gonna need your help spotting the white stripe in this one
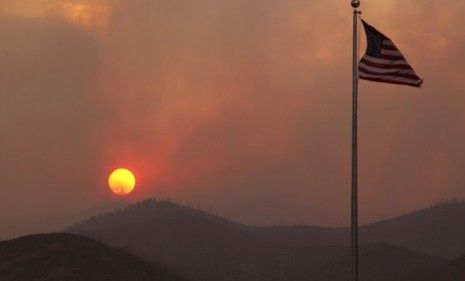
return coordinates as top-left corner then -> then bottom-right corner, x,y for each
363,55 -> 409,66
382,40 -> 395,47
381,49 -> 403,56
359,63 -> 416,75
359,73 -> 422,84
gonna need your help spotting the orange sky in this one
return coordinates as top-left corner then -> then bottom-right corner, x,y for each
1,0 -> 465,239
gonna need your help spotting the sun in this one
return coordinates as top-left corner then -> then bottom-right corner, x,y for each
108,168 -> 136,195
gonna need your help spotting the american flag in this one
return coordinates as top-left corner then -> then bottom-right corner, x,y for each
358,20 -> 423,87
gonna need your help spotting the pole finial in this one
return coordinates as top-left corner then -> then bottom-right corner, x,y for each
351,0 -> 360,8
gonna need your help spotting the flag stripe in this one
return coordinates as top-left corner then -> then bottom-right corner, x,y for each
380,49 -> 403,56
359,76 -> 422,87
359,67 -> 420,80
360,58 -> 412,69
359,63 -> 415,74
382,40 -> 396,47
381,44 -> 398,51
378,54 -> 406,60
359,72 -> 422,84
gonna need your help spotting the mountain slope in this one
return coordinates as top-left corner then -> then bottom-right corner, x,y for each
361,203 -> 465,258
0,233 -> 188,281
68,200 -> 273,281
317,244 -> 444,281
256,203 -> 465,258
67,199 -> 446,281
423,254 -> 465,281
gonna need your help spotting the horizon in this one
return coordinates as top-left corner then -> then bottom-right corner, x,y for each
3,194 -> 465,241
2,0 -> 465,240
8,196 -> 465,241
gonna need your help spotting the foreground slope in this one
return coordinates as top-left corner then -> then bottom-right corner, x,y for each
318,244 -> 444,281
0,233 -> 187,281
424,254 -> 465,281
69,200 -> 272,281
67,199 -> 445,281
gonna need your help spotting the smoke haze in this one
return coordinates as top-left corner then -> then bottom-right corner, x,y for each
1,0 -> 465,238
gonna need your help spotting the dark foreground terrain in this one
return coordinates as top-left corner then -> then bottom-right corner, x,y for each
424,254 -> 465,281
67,199 -> 465,281
257,202 -> 465,258
0,233 -> 187,281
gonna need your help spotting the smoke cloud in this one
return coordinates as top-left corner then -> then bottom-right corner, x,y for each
1,0 -> 465,238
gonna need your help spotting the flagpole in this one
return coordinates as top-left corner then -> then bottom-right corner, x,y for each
350,1 -> 361,281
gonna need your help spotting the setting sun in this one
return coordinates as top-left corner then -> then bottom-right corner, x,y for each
108,168 -> 136,195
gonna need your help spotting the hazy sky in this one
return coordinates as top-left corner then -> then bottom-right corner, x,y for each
1,0 -> 465,239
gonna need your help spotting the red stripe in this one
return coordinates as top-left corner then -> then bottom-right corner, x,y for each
358,67 -> 421,80
378,54 -> 405,60
359,76 -> 423,87
360,58 -> 413,70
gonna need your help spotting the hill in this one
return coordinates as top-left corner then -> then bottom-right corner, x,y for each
0,233 -> 188,281
316,243 -> 444,281
67,199 -> 445,281
423,254 -> 465,281
256,202 -> 465,258
361,203 -> 465,258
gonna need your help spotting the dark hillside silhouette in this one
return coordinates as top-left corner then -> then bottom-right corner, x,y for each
67,199 -> 447,281
254,224 -> 348,248
424,254 -> 465,281
69,200 -> 274,281
0,233 -> 188,281
256,202 -> 465,258
316,244 -> 444,281
361,202 -> 465,258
